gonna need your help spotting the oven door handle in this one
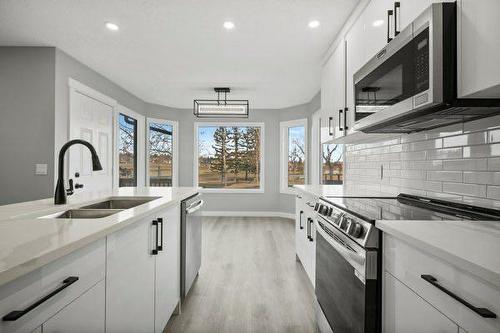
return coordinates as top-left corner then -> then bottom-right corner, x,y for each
316,221 -> 365,272
186,200 -> 204,214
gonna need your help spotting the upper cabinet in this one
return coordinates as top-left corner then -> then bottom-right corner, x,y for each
321,40 -> 346,142
363,0 -> 395,60
458,0 -> 500,98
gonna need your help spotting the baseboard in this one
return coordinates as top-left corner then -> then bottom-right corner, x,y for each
201,211 -> 294,219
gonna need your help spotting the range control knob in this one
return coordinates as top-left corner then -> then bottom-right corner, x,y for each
339,216 -> 348,230
314,202 -> 320,211
348,222 -> 364,238
326,207 -> 333,216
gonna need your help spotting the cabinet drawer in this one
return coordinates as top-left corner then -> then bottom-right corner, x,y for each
0,239 -> 105,333
384,234 -> 500,333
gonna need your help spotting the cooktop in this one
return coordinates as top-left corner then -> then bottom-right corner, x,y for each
321,193 -> 500,223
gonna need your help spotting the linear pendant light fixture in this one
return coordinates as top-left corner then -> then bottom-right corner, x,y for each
193,87 -> 249,118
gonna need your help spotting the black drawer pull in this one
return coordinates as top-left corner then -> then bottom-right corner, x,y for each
157,218 -> 164,251
308,218 -> 314,242
152,219 -> 159,255
299,210 -> 304,230
328,117 -> 333,136
338,110 -> 343,131
421,275 -> 497,318
2,276 -> 79,321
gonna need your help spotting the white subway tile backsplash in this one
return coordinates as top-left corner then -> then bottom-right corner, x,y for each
487,186 -> 500,200
463,172 -> 500,185
427,147 -> 463,160
346,123 -> 500,208
443,159 -> 487,171
442,182 -> 486,197
427,171 -> 462,182
442,132 -> 487,147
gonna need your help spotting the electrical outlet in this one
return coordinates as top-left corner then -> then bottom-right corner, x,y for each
35,163 -> 48,175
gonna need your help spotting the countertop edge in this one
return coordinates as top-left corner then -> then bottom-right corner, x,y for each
376,220 -> 500,289
0,189 -> 198,287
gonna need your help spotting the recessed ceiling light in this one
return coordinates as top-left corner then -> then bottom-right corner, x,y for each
223,21 -> 235,30
308,20 -> 320,29
372,19 -> 384,27
105,22 -> 119,31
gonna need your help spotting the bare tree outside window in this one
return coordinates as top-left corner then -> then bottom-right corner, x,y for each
119,114 -> 137,187
197,126 -> 261,189
148,123 -> 173,186
288,126 -> 306,187
321,144 -> 343,184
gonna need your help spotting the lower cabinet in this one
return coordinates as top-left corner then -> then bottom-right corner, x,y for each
383,272 -> 458,333
295,194 -> 316,288
106,204 -> 181,333
43,280 -> 105,333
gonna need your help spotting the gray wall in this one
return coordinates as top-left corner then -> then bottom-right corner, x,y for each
146,91 -> 320,214
0,47 -> 56,205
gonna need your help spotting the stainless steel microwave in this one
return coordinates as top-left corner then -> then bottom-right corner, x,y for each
352,2 -> 500,133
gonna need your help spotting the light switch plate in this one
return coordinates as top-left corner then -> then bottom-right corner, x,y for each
35,163 -> 48,175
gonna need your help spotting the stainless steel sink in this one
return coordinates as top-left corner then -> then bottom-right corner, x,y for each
81,197 -> 159,210
53,209 -> 124,219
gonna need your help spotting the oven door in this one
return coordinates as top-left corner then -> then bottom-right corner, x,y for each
315,218 -> 378,333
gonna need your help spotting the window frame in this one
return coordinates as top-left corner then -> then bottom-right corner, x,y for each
193,122 -> 265,193
114,105 -> 145,188
280,118 -> 308,194
146,117 -> 179,187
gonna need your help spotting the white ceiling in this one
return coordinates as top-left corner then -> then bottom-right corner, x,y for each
0,0 -> 358,109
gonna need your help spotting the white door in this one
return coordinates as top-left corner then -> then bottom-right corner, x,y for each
154,205 -> 181,333
106,218 -> 155,333
42,280 -> 105,333
69,81 -> 114,193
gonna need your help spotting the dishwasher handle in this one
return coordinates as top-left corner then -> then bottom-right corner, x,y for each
186,200 -> 204,214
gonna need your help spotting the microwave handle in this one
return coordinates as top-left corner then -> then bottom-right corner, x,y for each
344,107 -> 349,131
387,9 -> 393,43
338,109 -> 343,132
394,2 -> 400,37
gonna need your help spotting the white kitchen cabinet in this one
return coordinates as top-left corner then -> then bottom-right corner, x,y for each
42,280 -> 105,333
154,205 -> 181,333
345,16 -> 366,136
397,0 -> 433,32
106,217 -> 155,333
321,53 -> 335,143
294,193 -> 316,287
106,204 -> 182,333
363,0 -> 395,60
384,234 -> 500,333
0,240 -> 105,333
458,0 -> 500,98
384,271 -> 459,333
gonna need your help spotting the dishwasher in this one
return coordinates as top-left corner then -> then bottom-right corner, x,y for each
181,193 -> 204,302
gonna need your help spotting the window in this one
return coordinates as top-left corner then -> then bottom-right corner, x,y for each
147,119 -> 178,187
195,123 -> 264,192
280,119 -> 307,193
321,144 -> 343,184
118,113 -> 137,187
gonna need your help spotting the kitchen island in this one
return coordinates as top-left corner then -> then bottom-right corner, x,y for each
0,187 -> 199,333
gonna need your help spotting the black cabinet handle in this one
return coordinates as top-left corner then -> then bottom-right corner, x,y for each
338,109 -> 344,132
152,219 -> 159,255
328,117 -> 334,136
394,2 -> 400,37
344,107 -> 349,130
2,276 -> 79,321
157,218 -> 164,251
306,218 -> 311,240
387,9 -> 394,43
308,219 -> 314,242
299,210 -> 304,230
421,275 -> 497,319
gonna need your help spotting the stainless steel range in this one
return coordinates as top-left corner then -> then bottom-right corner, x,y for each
314,193 -> 500,333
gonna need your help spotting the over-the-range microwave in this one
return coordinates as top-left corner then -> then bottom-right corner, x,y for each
352,2 -> 500,134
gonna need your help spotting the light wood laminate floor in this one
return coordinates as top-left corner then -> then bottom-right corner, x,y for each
165,217 -> 317,333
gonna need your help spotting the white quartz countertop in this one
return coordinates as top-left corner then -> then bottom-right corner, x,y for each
293,185 -> 346,198
0,187 -> 199,287
376,219 -> 500,288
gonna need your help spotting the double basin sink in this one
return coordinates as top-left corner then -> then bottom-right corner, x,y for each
42,197 -> 159,219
